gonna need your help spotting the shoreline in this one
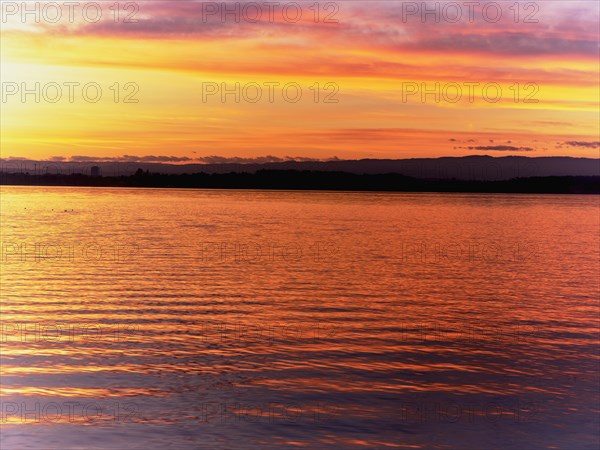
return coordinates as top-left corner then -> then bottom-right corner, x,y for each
2,172 -> 599,195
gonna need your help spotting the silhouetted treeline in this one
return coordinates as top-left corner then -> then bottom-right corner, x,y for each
1,170 -> 599,194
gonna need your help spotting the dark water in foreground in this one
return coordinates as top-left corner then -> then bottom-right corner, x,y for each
1,187 -> 598,449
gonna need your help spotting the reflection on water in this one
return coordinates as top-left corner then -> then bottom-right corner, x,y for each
1,187 -> 598,449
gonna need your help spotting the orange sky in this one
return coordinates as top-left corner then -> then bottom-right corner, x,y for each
1,0 -> 599,162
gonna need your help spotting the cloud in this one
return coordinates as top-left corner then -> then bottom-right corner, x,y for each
401,33 -> 599,57
468,145 -> 534,152
534,121 -> 573,127
1,156 -> 34,161
562,141 -> 600,149
68,155 -> 195,162
194,155 -> 329,164
7,155 -> 333,164
9,1 -> 598,60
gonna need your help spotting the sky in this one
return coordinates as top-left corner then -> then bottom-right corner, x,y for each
0,0 -> 599,162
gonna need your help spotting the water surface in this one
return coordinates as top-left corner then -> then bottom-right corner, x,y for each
1,187 -> 598,449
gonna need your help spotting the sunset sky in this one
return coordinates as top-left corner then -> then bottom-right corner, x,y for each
1,0 -> 599,161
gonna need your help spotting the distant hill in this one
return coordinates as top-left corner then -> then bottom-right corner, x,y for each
1,156 -> 598,181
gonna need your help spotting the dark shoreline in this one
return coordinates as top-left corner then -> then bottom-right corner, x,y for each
1,170 -> 599,194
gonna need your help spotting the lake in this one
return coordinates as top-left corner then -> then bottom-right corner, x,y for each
1,187 -> 598,449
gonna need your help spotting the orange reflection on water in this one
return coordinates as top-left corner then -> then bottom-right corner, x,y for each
1,187 -> 598,449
